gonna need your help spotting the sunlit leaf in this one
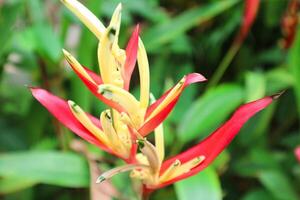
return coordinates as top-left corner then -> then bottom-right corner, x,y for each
175,167 -> 222,200
0,151 -> 89,188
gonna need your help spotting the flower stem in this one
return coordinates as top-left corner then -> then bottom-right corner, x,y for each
206,41 -> 241,89
142,190 -> 151,200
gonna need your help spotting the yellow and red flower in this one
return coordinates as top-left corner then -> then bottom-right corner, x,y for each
31,0 -> 277,193
31,0 -> 206,162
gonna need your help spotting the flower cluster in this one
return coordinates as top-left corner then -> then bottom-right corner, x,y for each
31,0 -> 276,192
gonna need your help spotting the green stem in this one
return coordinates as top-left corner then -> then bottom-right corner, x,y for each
206,42 -> 241,89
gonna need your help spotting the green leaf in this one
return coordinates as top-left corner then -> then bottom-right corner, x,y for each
266,67 -> 294,94
258,170 -> 298,200
234,148 -> 280,177
242,189 -> 274,200
245,71 -> 266,102
0,2 -> 24,61
175,167 -> 222,200
33,24 -> 62,62
0,177 -> 37,194
178,84 -> 244,143
288,26 -> 300,117
143,0 -> 240,51
0,151 -> 89,188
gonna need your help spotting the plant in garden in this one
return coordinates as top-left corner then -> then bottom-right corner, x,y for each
30,0 -> 279,199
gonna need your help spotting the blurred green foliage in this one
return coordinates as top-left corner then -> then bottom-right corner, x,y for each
0,0 -> 299,199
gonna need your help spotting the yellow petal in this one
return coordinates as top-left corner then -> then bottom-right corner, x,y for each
63,49 -> 96,84
147,76 -> 186,121
160,156 -> 205,183
150,93 -> 165,163
154,124 -> 165,163
68,100 -> 108,144
109,3 -> 122,46
61,0 -> 105,39
98,84 -> 143,127
159,159 -> 181,183
100,110 -> 128,155
97,28 -> 124,87
137,139 -> 160,175
97,164 -> 149,183
111,110 -> 131,147
137,38 -> 150,109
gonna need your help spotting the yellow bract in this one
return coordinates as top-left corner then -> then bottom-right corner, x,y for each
63,49 -> 95,84
159,156 -> 205,183
68,101 -> 108,145
61,0 -> 105,39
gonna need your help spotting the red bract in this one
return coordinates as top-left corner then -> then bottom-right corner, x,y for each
153,95 -> 275,189
30,88 -> 115,156
236,0 -> 260,43
123,25 -> 140,91
139,73 -> 207,136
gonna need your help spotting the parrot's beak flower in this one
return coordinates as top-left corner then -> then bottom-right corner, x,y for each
31,0 -> 205,162
30,0 -> 279,193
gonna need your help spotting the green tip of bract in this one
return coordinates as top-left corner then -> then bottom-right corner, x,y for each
96,175 -> 106,183
271,90 -> 285,100
97,85 -> 106,95
97,85 -> 113,98
68,100 -> 79,112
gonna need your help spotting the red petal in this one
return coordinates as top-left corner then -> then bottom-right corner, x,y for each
67,62 -> 127,114
83,66 -> 102,85
30,87 -> 109,149
236,0 -> 260,43
123,25 -> 140,91
139,73 -> 206,136
295,147 -> 300,163
157,95 -> 273,188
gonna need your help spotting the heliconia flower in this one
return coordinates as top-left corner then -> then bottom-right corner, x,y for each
235,0 -> 260,44
31,0 -> 280,196
279,0 -> 299,49
295,147 -> 300,163
96,94 -> 277,190
31,1 -> 206,162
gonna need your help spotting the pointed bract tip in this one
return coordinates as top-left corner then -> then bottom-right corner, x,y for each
96,175 -> 106,183
97,85 -> 105,94
67,100 -> 74,106
116,2 -> 122,10
134,24 -> 140,33
62,49 -> 73,64
28,86 -> 38,91
271,90 -> 286,100
62,49 -> 69,56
